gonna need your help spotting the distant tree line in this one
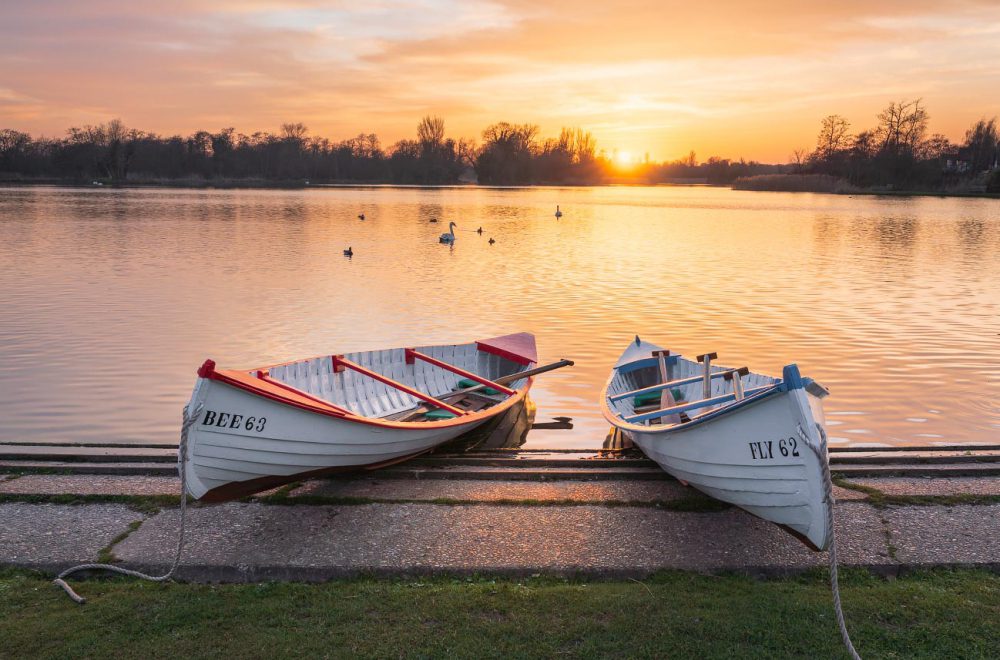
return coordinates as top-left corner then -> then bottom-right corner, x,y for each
798,100 -> 1000,191
2,104 -> 996,190
0,115 -> 782,187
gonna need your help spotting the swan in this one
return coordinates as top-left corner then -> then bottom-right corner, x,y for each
555,205 -> 563,218
439,222 -> 457,243
343,247 -> 353,257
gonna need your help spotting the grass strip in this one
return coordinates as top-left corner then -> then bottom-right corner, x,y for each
96,520 -> 145,564
832,477 -> 1000,508
0,568 -> 996,658
0,493 -> 177,515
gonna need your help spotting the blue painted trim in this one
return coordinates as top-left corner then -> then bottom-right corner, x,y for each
623,385 -> 773,423
617,385 -> 782,430
782,364 -> 803,390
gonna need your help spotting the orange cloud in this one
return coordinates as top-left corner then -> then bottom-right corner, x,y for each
2,1 -> 999,161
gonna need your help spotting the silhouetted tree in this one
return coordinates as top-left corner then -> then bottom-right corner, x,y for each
964,118 -> 998,172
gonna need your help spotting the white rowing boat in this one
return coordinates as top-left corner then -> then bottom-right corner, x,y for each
601,336 -> 833,550
182,333 -> 559,501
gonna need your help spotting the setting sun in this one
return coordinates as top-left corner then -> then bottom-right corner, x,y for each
614,150 -> 634,168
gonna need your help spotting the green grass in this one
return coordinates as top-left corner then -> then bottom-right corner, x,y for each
832,478 -> 1000,508
1,569 -> 997,658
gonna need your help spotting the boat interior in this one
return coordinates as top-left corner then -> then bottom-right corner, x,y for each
607,352 -> 780,428
263,343 -> 531,422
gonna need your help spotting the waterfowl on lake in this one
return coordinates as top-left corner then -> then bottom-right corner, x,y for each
343,247 -> 353,257
555,205 -> 563,218
477,226 -> 483,234
430,218 -> 438,223
601,336 -> 833,550
182,333 -> 575,501
439,222 -> 457,243
358,213 -> 365,220
488,237 -> 495,245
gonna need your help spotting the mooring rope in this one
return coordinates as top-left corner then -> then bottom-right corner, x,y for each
798,422 -> 862,660
53,403 -> 203,604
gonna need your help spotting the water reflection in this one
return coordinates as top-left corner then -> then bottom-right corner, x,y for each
442,397 -> 536,451
0,185 -> 998,449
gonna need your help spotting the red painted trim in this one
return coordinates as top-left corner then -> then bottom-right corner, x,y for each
203,368 -> 531,430
405,348 -> 515,396
475,342 -> 533,366
331,355 -> 466,416
205,369 -> 348,418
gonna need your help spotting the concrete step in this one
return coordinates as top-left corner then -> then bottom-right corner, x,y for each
829,450 -> 1000,465
0,461 -> 177,476
830,463 -> 1000,478
373,465 -> 671,481
0,445 -> 177,463
412,456 -> 656,469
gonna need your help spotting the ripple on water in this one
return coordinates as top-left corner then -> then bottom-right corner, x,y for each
0,186 -> 998,447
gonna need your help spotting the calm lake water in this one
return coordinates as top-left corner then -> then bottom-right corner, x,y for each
1,185 -> 998,449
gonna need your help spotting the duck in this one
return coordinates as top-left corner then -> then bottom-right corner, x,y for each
476,226 -> 483,234
429,218 -> 439,223
439,222 -> 457,243
343,247 -> 353,257
488,237 -> 495,245
555,205 -> 563,218
358,213 -> 365,220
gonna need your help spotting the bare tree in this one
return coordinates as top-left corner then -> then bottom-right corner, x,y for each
281,122 -> 309,142
876,99 -> 928,156
417,116 -> 445,146
791,149 -> 808,167
964,117 -> 998,172
815,115 -> 851,160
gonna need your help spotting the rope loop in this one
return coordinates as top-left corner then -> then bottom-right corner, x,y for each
53,403 -> 203,604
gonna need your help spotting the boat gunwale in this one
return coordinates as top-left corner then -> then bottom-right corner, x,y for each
600,351 -> 785,435
200,342 -> 534,431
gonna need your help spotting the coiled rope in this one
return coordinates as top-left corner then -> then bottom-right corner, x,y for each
53,403 -> 203,604
798,422 -> 862,660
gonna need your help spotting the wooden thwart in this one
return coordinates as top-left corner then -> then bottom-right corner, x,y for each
405,348 -> 515,396
609,367 -> 748,403
331,355 -> 466,416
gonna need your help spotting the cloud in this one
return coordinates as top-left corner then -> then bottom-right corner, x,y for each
1,1 -> 999,159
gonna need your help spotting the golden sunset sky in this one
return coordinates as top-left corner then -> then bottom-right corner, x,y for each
2,1 -> 999,162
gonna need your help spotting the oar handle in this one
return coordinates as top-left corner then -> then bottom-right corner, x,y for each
456,359 -> 575,394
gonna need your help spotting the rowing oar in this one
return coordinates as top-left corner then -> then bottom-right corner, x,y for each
454,359 -> 574,395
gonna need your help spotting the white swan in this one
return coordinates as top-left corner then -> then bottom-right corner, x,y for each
555,205 -> 563,218
439,222 -> 457,243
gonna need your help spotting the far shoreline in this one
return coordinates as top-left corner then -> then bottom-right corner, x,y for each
2,178 -> 999,200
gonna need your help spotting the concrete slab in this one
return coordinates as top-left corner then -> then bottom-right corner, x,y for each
0,473 -> 866,504
846,477 -> 1000,497
0,475 -> 181,496
289,478 -> 694,503
113,501 -> 889,581
0,503 -> 143,569
885,504 -> 1000,568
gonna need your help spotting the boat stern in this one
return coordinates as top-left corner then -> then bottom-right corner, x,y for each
782,364 -> 833,551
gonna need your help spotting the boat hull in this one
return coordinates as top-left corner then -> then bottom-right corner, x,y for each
180,333 -> 538,501
625,390 -> 829,549
183,375 -> 527,501
601,339 -> 831,550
